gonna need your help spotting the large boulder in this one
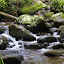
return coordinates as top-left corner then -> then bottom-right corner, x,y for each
51,12 -> 64,27
9,24 -> 36,41
0,50 -> 24,64
20,1 -> 45,15
15,14 -> 49,33
0,36 -> 8,50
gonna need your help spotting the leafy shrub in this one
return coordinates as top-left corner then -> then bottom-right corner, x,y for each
50,0 -> 64,13
21,0 -> 33,7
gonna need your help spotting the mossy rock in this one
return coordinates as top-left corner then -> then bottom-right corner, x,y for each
15,14 -> 44,27
44,50 -> 64,57
9,24 -> 36,41
15,14 -> 48,33
20,1 -> 45,14
45,12 -> 54,17
0,36 -> 8,50
51,12 -> 64,22
59,25 -> 64,31
51,12 -> 64,27
60,31 -> 64,39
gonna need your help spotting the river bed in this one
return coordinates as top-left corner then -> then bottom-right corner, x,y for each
0,21 -> 64,64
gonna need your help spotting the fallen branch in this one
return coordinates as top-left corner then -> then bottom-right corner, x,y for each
0,11 -> 18,21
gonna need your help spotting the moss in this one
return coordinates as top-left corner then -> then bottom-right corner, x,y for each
21,2 -> 45,14
45,12 -> 54,17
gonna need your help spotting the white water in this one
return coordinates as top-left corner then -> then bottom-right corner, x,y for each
0,24 -> 61,53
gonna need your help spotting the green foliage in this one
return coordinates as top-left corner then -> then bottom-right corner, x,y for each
0,0 -> 9,11
0,57 -> 4,64
50,0 -> 64,13
21,0 -> 33,7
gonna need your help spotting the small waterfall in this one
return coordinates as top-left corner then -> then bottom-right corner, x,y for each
1,33 -> 20,50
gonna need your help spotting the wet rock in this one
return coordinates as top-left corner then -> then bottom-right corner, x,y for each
37,36 -> 57,43
9,24 -> 36,41
59,25 -> 64,31
44,50 -> 64,57
0,36 -> 8,50
58,38 -> 64,43
15,14 -> 49,33
0,26 -> 5,34
52,44 -> 64,49
49,27 -> 58,33
24,43 -> 43,49
20,1 -> 45,14
0,50 -> 24,64
2,54 -> 24,64
60,31 -> 64,40
50,0 -> 64,13
51,12 -> 64,27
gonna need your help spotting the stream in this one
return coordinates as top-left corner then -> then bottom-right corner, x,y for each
0,21 -> 64,64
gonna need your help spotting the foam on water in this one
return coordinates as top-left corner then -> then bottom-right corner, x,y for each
40,48 -> 50,54
53,32 -> 60,38
47,42 -> 60,49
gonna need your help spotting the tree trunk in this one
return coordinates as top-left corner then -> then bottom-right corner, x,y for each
0,11 -> 17,21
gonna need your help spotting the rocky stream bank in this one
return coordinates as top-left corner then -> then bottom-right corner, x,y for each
0,0 -> 64,64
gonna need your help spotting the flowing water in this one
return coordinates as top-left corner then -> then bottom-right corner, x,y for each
0,22 -> 64,64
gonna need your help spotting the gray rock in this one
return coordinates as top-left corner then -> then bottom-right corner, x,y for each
9,24 -> 36,41
21,61 -> 30,64
24,43 -> 43,49
52,44 -> 64,49
37,36 -> 57,43
0,26 -> 5,34
0,50 -> 24,64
